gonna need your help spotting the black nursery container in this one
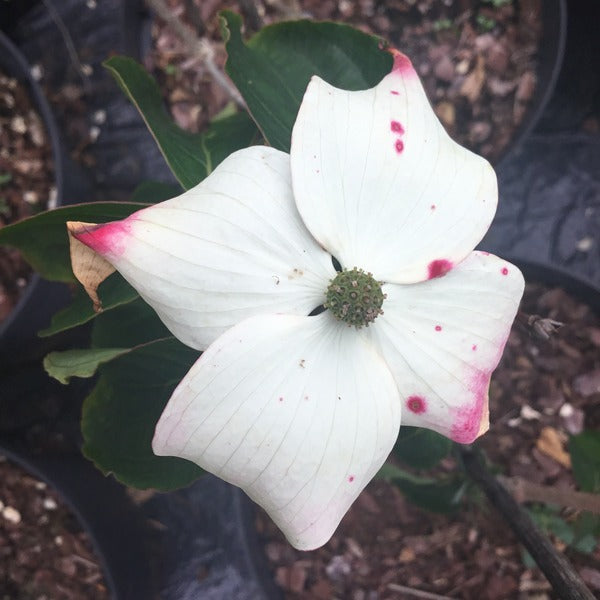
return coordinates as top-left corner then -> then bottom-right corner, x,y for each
0,31 -> 89,367
0,438 -> 155,600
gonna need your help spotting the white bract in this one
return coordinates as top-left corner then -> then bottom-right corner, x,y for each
68,51 -> 524,550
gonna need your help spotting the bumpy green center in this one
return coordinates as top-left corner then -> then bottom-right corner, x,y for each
325,268 -> 385,328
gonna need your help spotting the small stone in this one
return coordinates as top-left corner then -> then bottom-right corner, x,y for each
3,506 -> 21,524
576,236 -> 594,252
43,497 -> 58,510
11,115 -> 27,134
23,191 -> 39,205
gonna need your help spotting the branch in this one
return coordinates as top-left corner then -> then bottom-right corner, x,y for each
144,0 -> 245,108
499,476 -> 600,515
458,446 -> 595,600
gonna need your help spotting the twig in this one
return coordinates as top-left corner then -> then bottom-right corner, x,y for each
42,0 -> 91,93
459,446 -> 595,600
499,476 -> 600,515
387,583 -> 455,600
144,0 -> 245,108
238,0 -> 264,31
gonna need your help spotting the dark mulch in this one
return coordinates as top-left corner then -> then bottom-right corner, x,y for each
0,69 -> 54,323
256,280 -> 600,599
0,455 -> 109,599
148,0 -> 542,162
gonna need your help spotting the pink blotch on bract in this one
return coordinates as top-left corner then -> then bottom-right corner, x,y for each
72,218 -> 135,258
390,90 -> 400,95
390,120 -> 405,134
472,344 -> 478,351
395,139 -> 404,154
501,267 -> 509,276
435,325 -> 442,332
389,48 -> 415,77
348,475 -> 355,483
430,204 -> 436,211
427,259 -> 453,279
450,371 -> 490,444
406,395 -> 427,414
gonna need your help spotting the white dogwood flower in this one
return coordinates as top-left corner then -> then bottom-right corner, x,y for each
68,51 -> 524,550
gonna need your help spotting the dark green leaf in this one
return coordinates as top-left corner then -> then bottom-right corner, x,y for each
393,427 -> 452,470
0,202 -> 146,282
129,180 -> 182,204
82,337 -> 203,490
44,347 -> 130,384
91,297 -> 170,348
220,11 -> 392,152
377,462 -> 466,514
569,431 -> 600,493
39,273 -> 138,337
104,56 -> 258,189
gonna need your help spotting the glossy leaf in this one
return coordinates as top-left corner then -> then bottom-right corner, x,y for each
82,337 -> 204,490
0,202 -> 147,282
220,11 -> 392,151
39,273 -> 138,337
104,56 -> 259,189
393,427 -> 452,470
569,431 -> 600,493
129,180 -> 182,204
91,297 -> 170,348
377,462 -> 466,514
44,347 -> 129,384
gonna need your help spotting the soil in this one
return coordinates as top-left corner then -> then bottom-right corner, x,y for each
147,0 -> 543,162
255,280 -> 600,599
0,454 -> 109,599
0,69 -> 55,324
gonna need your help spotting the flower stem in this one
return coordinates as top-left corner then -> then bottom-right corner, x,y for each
458,445 -> 595,600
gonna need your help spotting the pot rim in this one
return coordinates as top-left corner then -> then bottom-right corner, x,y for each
0,31 -> 65,342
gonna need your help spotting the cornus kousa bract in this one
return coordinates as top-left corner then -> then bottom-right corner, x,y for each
68,50 -> 524,550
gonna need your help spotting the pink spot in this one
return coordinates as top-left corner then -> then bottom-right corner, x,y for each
472,344 -> 477,351
389,48 -> 415,77
406,395 -> 427,414
390,90 -> 400,95
304,395 -> 309,401
71,217 -> 135,258
390,120 -> 405,134
480,251 -> 490,256
395,139 -> 404,154
316,169 -> 320,173
501,267 -> 509,276
430,204 -> 436,211
278,396 -> 284,402
435,325 -> 442,332
348,475 -> 355,483
427,259 -> 453,279
450,371 -> 490,444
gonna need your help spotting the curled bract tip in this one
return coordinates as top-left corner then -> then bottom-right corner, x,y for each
66,220 -> 116,312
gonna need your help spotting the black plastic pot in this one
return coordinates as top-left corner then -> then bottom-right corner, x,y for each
495,0 -> 567,168
0,438 -> 154,600
0,31 -> 90,367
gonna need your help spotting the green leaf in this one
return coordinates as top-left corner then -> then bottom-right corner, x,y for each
220,11 -> 392,152
569,431 -> 600,493
39,273 -> 138,337
0,202 -> 146,282
393,427 -> 452,470
91,297 -> 170,348
104,56 -> 259,190
38,180 -> 181,338
129,180 -> 182,204
377,462 -> 466,514
44,347 -> 130,384
82,337 -> 203,490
